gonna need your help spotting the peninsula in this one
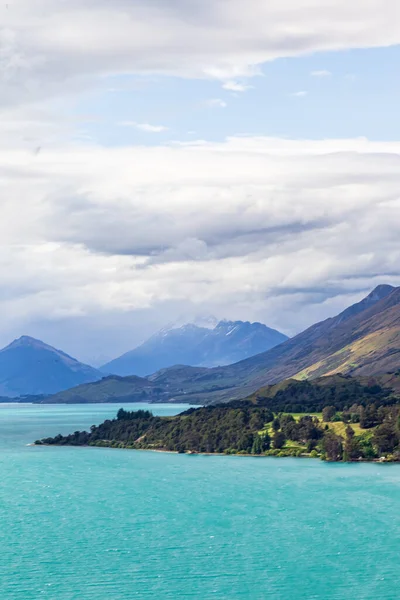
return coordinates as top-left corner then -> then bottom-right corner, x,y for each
36,373 -> 400,462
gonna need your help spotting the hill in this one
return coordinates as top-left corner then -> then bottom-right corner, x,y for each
101,320 -> 288,377
40,374 -> 169,404
247,372 -> 400,413
0,336 -> 102,397
36,373 -> 400,462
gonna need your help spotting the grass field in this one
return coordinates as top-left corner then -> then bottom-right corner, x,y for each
260,413 -> 367,442
293,414 -> 365,436
326,421 -> 364,436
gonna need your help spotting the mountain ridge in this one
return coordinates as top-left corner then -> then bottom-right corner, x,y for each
33,284 -> 400,405
101,319 -> 288,377
142,283 -> 400,403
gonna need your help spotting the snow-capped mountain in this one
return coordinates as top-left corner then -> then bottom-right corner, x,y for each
101,320 -> 288,377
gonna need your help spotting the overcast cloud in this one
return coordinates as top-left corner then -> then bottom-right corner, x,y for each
0,1 -> 400,362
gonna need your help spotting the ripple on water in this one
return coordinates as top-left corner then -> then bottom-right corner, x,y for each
1,404 -> 400,599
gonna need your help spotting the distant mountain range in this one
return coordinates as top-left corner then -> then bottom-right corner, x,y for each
0,336 -> 102,397
41,283 -> 400,404
4,284 -> 400,403
101,320 -> 288,376
0,319 -> 287,398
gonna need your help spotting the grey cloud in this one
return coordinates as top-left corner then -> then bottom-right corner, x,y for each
0,136 -> 400,353
34,145 -> 400,275
47,188 -> 332,260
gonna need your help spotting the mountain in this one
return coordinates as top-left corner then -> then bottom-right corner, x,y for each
148,283 -> 400,402
39,284 -> 400,405
101,320 -> 288,376
0,336 -> 102,397
233,284 -> 400,388
196,320 -> 289,367
101,324 -> 209,377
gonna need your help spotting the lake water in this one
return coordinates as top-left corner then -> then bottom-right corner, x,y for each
1,403 -> 400,599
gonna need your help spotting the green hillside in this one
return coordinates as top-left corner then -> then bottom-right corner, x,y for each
37,373 -> 400,462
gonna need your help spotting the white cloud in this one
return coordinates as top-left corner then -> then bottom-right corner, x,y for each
222,81 -> 252,92
119,121 -> 169,133
291,91 -> 308,97
311,70 -> 332,77
205,98 -> 227,108
1,0 -> 400,357
1,132 -> 400,357
0,0 -> 400,107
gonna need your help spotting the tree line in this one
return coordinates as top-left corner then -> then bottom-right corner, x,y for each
36,398 -> 400,462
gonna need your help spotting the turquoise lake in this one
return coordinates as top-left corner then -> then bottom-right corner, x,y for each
1,403 -> 400,599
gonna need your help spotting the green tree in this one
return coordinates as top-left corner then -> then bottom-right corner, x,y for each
273,431 -> 286,449
322,432 -> 343,461
360,404 -> 379,429
251,434 -> 263,455
272,418 -> 281,432
261,433 -> 271,451
357,433 -> 376,460
238,433 -> 254,453
373,423 -> 399,454
343,426 -> 362,461
322,406 -> 336,423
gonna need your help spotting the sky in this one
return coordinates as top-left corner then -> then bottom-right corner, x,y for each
1,0 -> 400,365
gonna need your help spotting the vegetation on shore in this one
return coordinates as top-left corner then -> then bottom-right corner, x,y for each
36,375 -> 400,461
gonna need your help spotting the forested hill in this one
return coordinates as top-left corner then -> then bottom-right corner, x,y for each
247,372 -> 400,413
36,373 -> 400,462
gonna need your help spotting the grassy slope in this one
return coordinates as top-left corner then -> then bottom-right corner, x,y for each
244,293 -> 400,389
262,413 -> 363,437
294,327 -> 400,381
260,413 -> 365,453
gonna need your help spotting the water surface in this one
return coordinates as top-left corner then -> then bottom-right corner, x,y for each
1,403 -> 399,599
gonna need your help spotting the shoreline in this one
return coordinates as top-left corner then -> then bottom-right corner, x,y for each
33,443 -> 398,463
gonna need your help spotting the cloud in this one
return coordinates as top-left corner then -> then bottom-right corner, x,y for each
222,81 -> 252,92
119,121 -> 169,133
1,0 -> 400,107
2,0 -> 400,358
205,98 -> 227,108
291,91 -> 308,97
310,70 -> 332,77
1,132 -> 400,359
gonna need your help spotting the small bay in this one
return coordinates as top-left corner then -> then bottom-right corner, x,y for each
1,403 -> 400,599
